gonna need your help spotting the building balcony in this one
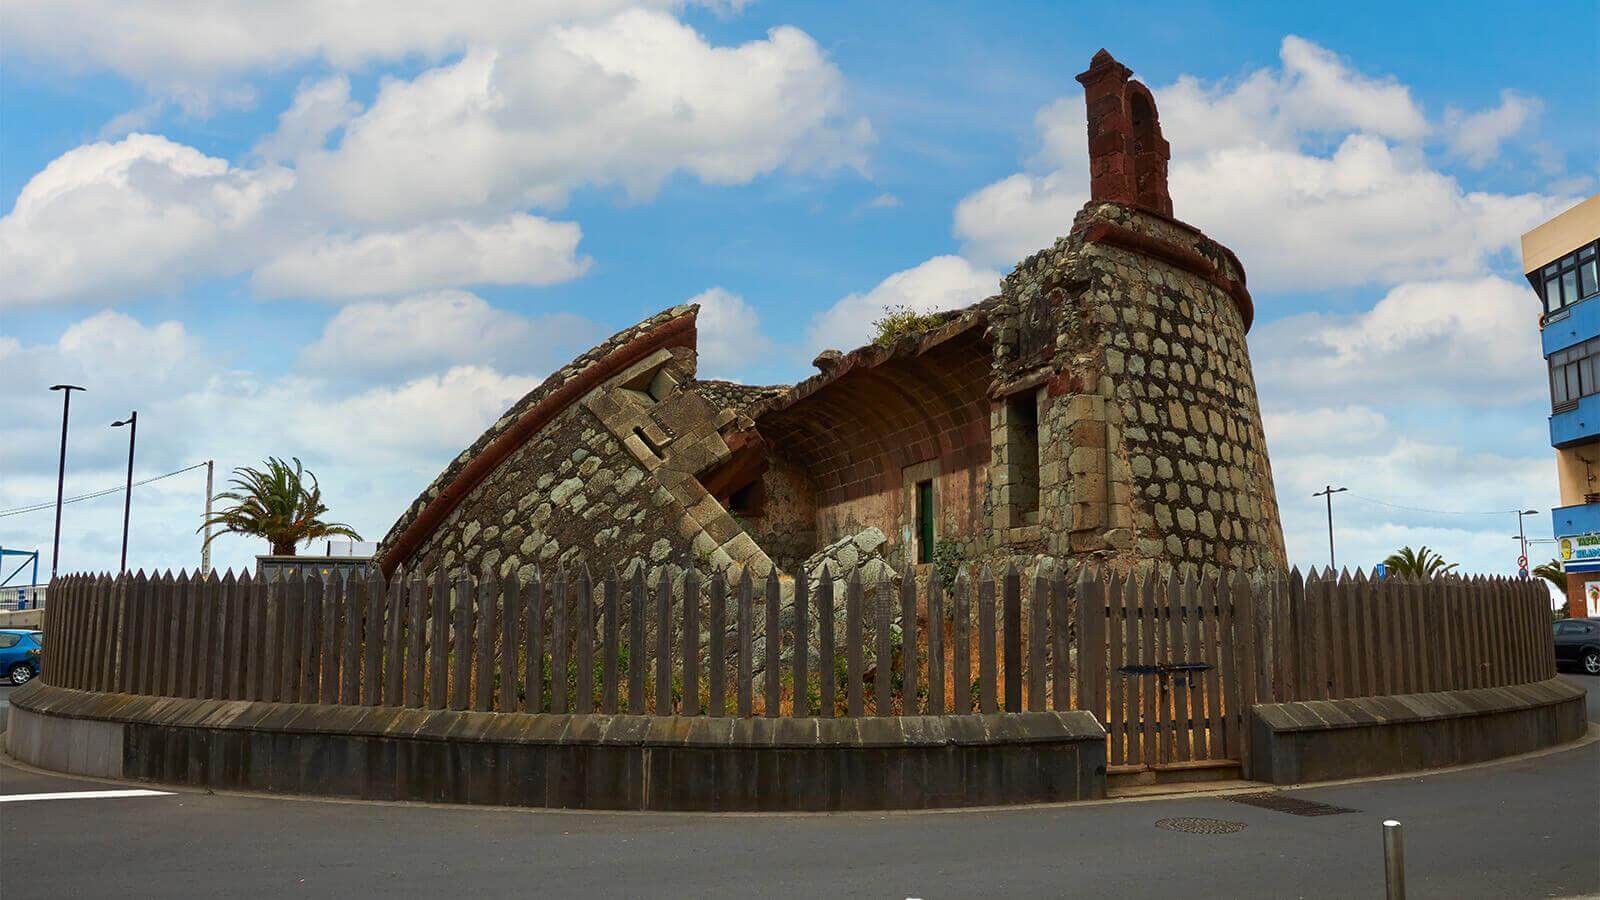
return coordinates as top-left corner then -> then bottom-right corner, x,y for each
1549,392 -> 1600,447
1552,502 -> 1600,539
1541,292 -> 1600,355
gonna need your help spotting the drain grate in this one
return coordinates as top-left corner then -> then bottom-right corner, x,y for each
1227,792 -> 1358,817
1154,816 -> 1248,835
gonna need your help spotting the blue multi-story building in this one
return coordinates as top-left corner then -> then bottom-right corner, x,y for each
1525,194 -> 1600,617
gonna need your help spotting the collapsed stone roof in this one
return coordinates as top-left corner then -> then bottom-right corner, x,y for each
691,379 -> 788,417
378,291 -> 1009,577
378,304 -> 700,575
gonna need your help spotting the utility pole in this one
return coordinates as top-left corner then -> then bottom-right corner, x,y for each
112,412 -> 138,574
48,384 -> 86,581
1313,485 -> 1347,571
201,460 -> 215,575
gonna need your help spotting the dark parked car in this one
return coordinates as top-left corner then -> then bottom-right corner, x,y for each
1553,618 -> 1600,676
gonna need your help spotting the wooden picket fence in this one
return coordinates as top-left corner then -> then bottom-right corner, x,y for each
1083,569 -> 1256,774
42,564 -> 1081,718
1264,568 -> 1557,703
41,563 -> 1556,770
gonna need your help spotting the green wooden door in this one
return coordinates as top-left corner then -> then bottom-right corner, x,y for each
916,480 -> 934,564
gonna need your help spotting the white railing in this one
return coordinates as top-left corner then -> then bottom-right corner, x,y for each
0,584 -> 47,611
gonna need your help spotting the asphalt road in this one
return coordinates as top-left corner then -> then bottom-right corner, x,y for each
1,676 -> 1595,899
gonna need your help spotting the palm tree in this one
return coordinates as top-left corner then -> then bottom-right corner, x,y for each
198,457 -> 361,556
1532,559 -> 1567,596
1382,545 -> 1459,579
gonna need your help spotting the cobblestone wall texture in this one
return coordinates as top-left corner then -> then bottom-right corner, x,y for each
987,201 -> 1286,574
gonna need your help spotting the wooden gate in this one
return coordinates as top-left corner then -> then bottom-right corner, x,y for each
1079,569 -> 1260,781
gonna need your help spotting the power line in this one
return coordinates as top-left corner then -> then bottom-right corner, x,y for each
1344,493 -> 1523,517
0,462 -> 209,519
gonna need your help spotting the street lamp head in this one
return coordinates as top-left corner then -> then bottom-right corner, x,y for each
112,412 -> 136,427
50,384 -> 86,392
1521,509 -> 1539,516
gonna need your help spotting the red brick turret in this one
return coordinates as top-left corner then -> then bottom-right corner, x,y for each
1076,49 -> 1172,217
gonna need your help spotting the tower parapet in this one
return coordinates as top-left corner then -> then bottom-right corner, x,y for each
1076,49 -> 1173,218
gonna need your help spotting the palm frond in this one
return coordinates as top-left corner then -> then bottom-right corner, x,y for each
197,456 -> 361,555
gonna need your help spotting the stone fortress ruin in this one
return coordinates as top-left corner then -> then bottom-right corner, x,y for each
20,53 -> 1585,820
376,50 -> 1288,589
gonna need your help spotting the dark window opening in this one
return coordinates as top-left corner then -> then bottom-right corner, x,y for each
727,480 -> 765,518
1536,240 -> 1600,315
1007,392 -> 1041,517
1129,91 -> 1154,151
916,479 -> 935,565
1551,337 -> 1600,411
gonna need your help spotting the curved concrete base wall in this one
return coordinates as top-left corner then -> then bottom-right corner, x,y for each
1249,678 -> 1588,784
7,683 -> 1107,811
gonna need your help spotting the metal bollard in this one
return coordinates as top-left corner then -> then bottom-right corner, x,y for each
1382,819 -> 1406,900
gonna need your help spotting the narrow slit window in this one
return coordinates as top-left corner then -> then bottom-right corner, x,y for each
1006,392 -> 1041,517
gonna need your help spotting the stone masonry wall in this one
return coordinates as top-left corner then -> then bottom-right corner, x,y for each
380,304 -> 699,571
991,201 -> 1285,574
405,397 -> 693,584
746,450 -> 818,574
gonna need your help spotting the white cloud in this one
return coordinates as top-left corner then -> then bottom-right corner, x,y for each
0,1 -> 696,104
1251,276 -> 1545,408
98,101 -> 167,140
1166,137 -> 1561,290
807,255 -> 1000,353
253,76 -> 362,164
295,10 -> 871,223
1445,90 -> 1542,169
1273,36 -> 1427,142
1265,409 -> 1554,576
0,311 -> 542,576
297,291 -> 599,380
3,10 -> 870,306
252,214 -> 589,299
1261,405 -> 1391,455
0,310 -> 215,470
1250,276 -> 1555,577
953,170 -> 1085,269
952,37 -> 1565,290
688,287 -> 774,379
285,366 -> 539,461
0,134 -> 292,306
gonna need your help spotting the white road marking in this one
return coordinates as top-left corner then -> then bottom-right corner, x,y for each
0,789 -> 173,803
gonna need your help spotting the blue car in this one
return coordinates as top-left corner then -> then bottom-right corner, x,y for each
0,629 -> 43,685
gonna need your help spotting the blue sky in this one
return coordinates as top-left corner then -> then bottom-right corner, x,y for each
2,0 -> 1596,580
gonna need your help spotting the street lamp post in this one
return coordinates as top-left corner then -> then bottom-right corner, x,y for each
1515,509 -> 1539,576
1313,485 -> 1348,571
48,384 -> 86,581
112,412 -> 138,575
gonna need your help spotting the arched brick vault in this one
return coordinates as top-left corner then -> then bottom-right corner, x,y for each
755,320 -> 992,508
